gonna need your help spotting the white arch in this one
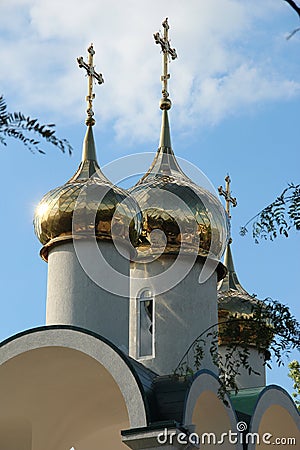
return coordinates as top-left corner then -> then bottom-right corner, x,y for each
183,370 -> 242,450
0,327 -> 149,450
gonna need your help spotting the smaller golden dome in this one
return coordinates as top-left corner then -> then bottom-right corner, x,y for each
218,243 -> 272,349
34,126 -> 141,260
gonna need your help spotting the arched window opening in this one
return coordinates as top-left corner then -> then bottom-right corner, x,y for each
137,289 -> 154,358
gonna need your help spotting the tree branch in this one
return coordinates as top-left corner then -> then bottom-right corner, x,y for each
0,95 -> 72,154
240,184 -> 300,242
284,0 -> 300,19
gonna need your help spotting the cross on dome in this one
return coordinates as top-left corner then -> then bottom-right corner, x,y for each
218,175 -> 237,220
153,18 -> 177,110
77,43 -> 104,126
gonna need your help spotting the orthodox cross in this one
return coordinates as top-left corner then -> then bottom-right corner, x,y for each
153,18 -> 177,108
218,175 -> 237,219
77,43 -> 104,126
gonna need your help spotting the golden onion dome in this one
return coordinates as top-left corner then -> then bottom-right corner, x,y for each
217,243 -> 272,348
129,109 -> 229,280
34,126 -> 142,261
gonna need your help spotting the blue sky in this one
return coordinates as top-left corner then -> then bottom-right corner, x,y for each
0,0 -> 299,395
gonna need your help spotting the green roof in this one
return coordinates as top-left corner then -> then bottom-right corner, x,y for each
230,386 -> 265,417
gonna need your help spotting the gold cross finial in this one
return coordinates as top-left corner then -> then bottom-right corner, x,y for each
77,43 -> 104,126
154,18 -> 177,111
218,175 -> 237,219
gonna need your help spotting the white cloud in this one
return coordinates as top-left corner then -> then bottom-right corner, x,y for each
186,64 -> 300,127
0,0 -> 299,142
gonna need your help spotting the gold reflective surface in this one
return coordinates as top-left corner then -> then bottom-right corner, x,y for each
34,108 -> 228,267
217,243 -> 270,346
218,290 -> 262,317
218,292 -> 271,347
34,159 -> 142,253
130,145 -> 229,260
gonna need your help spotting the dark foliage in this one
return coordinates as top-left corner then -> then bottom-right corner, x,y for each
239,4 -> 300,239
175,298 -> 300,405
0,95 -> 72,155
240,184 -> 300,242
288,360 -> 300,411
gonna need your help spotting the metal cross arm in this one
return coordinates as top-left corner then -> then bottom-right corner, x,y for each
218,175 -> 237,219
153,32 -> 177,60
77,57 -> 104,85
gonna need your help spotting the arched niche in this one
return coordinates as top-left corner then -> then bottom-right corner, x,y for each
248,386 -> 300,450
183,371 -> 242,450
0,327 -> 149,450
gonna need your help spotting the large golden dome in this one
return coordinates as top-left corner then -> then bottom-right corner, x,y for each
129,110 -> 229,272
34,126 -> 141,261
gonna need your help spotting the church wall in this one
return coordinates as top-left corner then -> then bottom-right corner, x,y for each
46,240 -> 130,352
129,255 -> 218,375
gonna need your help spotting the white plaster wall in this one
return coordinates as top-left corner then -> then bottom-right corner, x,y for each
46,240 -> 130,351
218,346 -> 266,389
130,256 -> 218,375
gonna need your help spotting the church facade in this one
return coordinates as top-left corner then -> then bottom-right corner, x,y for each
0,19 -> 299,450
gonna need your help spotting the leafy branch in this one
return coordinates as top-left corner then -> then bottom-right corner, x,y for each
0,95 -> 72,155
240,183 -> 300,242
174,297 -> 300,405
288,360 -> 300,411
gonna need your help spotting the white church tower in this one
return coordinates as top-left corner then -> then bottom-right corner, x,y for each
34,44 -> 141,352
128,19 -> 228,375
